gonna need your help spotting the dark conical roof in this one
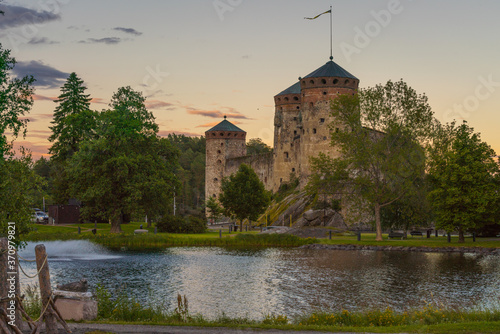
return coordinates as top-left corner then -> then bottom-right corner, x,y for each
276,81 -> 301,96
206,117 -> 245,132
304,60 -> 357,80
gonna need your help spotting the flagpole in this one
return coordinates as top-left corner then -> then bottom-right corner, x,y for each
330,5 -> 333,60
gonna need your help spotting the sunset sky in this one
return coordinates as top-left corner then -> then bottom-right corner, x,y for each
2,0 -> 500,159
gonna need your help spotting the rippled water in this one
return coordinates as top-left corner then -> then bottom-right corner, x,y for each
18,241 -> 500,319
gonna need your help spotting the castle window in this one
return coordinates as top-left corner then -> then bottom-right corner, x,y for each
323,91 -> 327,95
292,168 -> 295,172
320,118 -> 325,123
217,160 -> 222,164
284,152 -> 289,159
220,133 -> 224,136
221,143 -> 224,146
284,97 -> 289,101
217,150 -> 221,154
280,107 -> 283,111
212,194 -> 216,198
313,128 -> 317,134
212,133 -> 216,136
293,117 -> 297,121
309,102 -> 313,108
214,178 -> 218,182
302,80 -> 306,86
280,178 -> 283,183
234,133 -> 237,137
277,98 -> 281,102
321,79 -> 326,84
345,79 -> 350,85
296,106 -> 300,110
294,130 -> 297,135
265,177 -> 267,183
333,78 -> 338,84
323,136 -> 327,140
309,80 -> 314,85
293,96 -> 299,101
336,128 -> 340,133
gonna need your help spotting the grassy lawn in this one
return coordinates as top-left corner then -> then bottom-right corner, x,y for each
23,222 -> 500,250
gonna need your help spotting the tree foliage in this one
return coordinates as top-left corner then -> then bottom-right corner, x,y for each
168,134 -> 205,214
310,80 -> 436,240
219,164 -> 270,231
428,121 -> 500,242
49,72 -> 95,160
205,196 -> 223,223
0,43 -> 34,158
69,87 -> 179,233
246,138 -> 272,156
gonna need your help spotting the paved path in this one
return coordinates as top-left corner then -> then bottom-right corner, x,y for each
22,323 -> 390,334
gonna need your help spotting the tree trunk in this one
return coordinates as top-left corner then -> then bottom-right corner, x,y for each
458,227 -> 465,243
374,203 -> 383,241
110,212 -> 123,233
240,219 -> 243,233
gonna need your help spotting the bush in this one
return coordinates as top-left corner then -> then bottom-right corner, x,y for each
156,215 -> 207,234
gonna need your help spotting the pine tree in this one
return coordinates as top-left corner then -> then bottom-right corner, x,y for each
49,72 -> 94,160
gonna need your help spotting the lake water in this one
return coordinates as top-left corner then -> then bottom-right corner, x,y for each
18,240 -> 500,320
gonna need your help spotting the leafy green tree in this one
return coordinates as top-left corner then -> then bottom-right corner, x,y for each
0,43 -> 34,158
219,164 -> 270,231
0,43 -> 40,238
428,122 -> 500,242
205,196 -> 223,224
246,138 -> 272,156
69,87 -> 179,233
310,80 -> 435,241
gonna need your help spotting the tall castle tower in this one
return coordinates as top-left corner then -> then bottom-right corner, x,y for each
272,59 -> 359,191
205,116 -> 247,200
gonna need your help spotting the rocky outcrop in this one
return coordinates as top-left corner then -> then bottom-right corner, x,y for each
295,209 -> 347,229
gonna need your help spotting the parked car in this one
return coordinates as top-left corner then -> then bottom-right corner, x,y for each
34,211 -> 49,224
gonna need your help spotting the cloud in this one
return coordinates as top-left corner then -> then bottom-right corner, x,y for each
12,61 -> 69,88
12,141 -> 50,160
28,37 -> 59,45
113,27 -> 142,36
33,94 -> 56,101
145,100 -> 175,110
90,98 -> 107,105
68,25 -> 90,32
196,120 -> 242,128
0,4 -> 60,29
79,37 -> 122,45
26,113 -> 54,123
186,107 -> 251,120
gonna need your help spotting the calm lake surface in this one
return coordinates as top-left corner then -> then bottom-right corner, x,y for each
18,240 -> 500,320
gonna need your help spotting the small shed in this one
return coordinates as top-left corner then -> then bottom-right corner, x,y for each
48,205 -> 81,225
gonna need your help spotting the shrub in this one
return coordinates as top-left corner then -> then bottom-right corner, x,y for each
156,215 -> 207,234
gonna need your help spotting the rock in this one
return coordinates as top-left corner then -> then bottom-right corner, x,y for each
53,290 -> 97,321
303,210 -> 321,222
57,278 -> 88,292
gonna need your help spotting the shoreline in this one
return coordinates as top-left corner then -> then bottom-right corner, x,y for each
302,243 -> 500,254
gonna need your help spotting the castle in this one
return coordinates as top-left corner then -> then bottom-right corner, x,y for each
205,58 -> 359,201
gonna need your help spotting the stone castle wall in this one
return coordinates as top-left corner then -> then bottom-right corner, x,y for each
225,153 -> 274,191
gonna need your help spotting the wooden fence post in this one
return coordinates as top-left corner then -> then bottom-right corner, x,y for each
0,237 -> 8,321
35,244 -> 58,333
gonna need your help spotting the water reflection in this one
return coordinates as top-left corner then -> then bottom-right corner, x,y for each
18,241 -> 500,320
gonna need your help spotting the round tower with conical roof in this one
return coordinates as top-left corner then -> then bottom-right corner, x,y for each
298,60 -> 359,181
205,116 -> 247,201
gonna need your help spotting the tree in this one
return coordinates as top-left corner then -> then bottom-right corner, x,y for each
49,72 -> 95,160
0,43 -> 40,238
310,80 -> 436,241
205,196 -> 223,224
246,138 -> 272,156
428,121 -> 500,242
219,164 -> 270,231
69,87 -> 179,233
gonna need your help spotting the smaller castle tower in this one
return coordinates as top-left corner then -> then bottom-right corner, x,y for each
205,116 -> 247,200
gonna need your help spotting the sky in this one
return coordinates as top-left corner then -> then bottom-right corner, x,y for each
2,0 -> 500,159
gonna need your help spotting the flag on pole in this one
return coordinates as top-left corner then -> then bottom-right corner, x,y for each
304,9 -> 331,20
